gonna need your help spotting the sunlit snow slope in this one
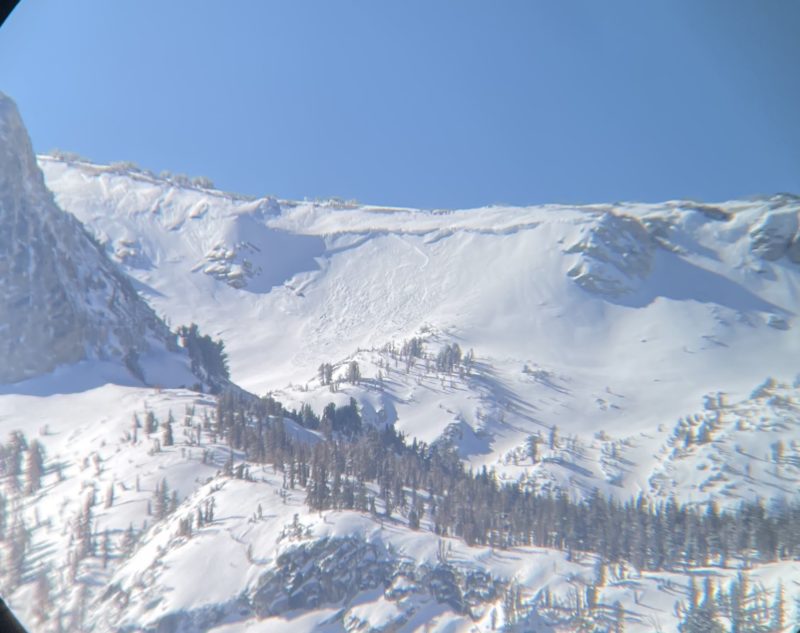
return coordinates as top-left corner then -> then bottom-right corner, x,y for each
0,143 -> 793,633
13,382 -> 796,633
41,158 -> 800,488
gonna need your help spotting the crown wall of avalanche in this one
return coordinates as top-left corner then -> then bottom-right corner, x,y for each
0,92 -> 174,383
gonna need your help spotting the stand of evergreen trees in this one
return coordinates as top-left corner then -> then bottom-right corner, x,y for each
212,393 -> 800,572
3,386 -> 800,632
177,323 -> 230,391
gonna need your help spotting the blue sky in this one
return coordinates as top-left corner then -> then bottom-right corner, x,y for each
1,1 -> 799,208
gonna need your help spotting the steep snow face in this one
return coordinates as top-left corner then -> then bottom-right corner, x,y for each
42,160 -> 800,470
37,156 -> 324,295
0,94 -> 194,386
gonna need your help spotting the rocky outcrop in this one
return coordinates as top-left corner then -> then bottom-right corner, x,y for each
787,234 -> 800,264
252,537 -> 503,621
199,242 -> 261,289
565,212 -> 654,296
252,537 -> 392,616
0,92 -> 177,383
748,209 -> 800,261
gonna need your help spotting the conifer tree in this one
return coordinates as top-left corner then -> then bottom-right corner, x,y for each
680,577 -> 724,633
153,479 -> 168,520
771,582 -> 785,633
144,410 -> 157,434
24,439 -> 45,495
32,568 -> 51,624
347,360 -> 361,384
0,493 -> 6,540
549,425 -> 558,450
6,515 -> 28,589
526,434 -> 539,463
121,523 -> 137,557
612,601 -> 625,633
163,415 -> 175,447
4,431 -> 27,493
76,499 -> 94,559
132,413 -> 141,443
104,483 -> 115,509
102,528 -> 111,568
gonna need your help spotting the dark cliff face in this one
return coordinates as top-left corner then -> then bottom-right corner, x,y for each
0,92 -> 173,384
0,597 -> 28,633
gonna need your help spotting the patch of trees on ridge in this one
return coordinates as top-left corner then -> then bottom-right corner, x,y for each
208,394 -> 800,631
210,393 -> 800,573
177,323 -> 230,392
2,392 -> 798,632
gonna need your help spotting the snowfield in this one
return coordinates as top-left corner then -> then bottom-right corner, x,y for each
40,156 -> 800,493
1,124 -> 799,633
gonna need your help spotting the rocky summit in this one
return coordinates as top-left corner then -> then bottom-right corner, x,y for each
0,93 -> 186,386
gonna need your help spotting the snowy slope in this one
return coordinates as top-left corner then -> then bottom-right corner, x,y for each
0,114 -> 796,633
3,384 -> 798,633
40,157 -> 800,503
1,85 -> 799,633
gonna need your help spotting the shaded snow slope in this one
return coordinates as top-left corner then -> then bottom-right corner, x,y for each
0,93 -> 196,388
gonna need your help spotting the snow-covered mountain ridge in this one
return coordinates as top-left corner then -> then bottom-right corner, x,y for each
2,87 -> 800,633
39,154 -> 800,485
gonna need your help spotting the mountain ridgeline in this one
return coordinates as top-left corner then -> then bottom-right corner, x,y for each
1,87 -> 800,633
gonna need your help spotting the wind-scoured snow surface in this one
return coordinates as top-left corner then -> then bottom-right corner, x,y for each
1,132 -> 800,633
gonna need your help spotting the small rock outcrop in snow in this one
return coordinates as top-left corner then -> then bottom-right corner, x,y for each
200,241 -> 262,289
251,536 -> 501,620
748,209 -> 800,261
565,211 -> 654,296
0,92 -> 176,383
111,236 -> 153,270
252,537 -> 392,616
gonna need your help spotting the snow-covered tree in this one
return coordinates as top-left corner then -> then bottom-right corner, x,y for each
144,410 -> 157,435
